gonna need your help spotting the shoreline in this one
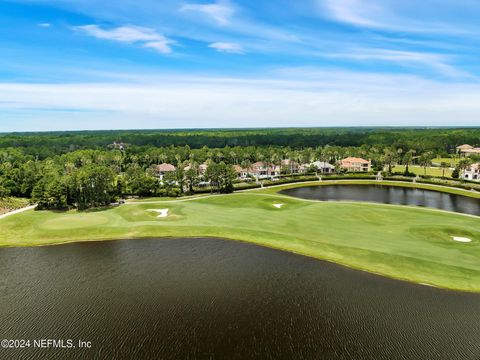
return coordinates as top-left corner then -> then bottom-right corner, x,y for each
1,181 -> 479,293
0,235 -> 473,294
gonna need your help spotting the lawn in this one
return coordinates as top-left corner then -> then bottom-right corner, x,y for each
0,182 -> 479,292
432,157 -> 460,166
393,165 -> 453,177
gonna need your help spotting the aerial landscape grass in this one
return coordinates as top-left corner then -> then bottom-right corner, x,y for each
2,181 -> 479,292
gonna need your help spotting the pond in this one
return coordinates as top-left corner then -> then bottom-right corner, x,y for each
1,238 -> 480,359
280,184 -> 480,216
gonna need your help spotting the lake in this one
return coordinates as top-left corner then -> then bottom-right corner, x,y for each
280,184 -> 480,216
1,238 -> 480,359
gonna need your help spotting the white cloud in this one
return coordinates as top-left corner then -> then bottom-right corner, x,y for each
180,1 -> 235,25
325,49 -> 471,78
143,41 -> 174,54
209,42 -> 244,54
75,25 -> 174,54
38,23 -> 51,28
319,0 -> 476,34
1,71 -> 480,131
322,0 -> 381,28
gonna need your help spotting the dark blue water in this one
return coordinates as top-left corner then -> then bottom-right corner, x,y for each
1,238 -> 480,359
281,184 -> 480,216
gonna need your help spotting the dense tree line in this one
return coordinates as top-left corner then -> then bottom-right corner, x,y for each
0,128 -> 478,210
1,127 -> 479,158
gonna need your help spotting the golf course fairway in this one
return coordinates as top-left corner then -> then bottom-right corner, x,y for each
1,182 -> 479,292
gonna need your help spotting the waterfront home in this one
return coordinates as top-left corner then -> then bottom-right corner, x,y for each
250,162 -> 280,179
154,163 -> 176,180
309,161 -> 335,174
457,144 -> 480,156
234,165 -> 249,179
461,163 -> 480,181
281,159 -> 296,174
340,157 -> 371,172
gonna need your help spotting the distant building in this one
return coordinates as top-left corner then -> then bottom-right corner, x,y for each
154,163 -> 176,180
309,161 -> 335,174
340,157 -> 371,172
457,144 -> 480,156
109,141 -> 126,151
461,163 -> 480,181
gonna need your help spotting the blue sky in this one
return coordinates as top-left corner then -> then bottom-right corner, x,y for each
1,0 -> 480,131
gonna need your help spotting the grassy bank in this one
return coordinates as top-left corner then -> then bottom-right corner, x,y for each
0,197 -> 30,215
0,182 -> 479,292
392,165 -> 453,177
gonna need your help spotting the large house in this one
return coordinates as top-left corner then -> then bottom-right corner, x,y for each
184,163 -> 208,176
154,163 -> 176,180
461,163 -> 480,181
233,165 -> 249,179
280,159 -> 308,174
249,162 -> 280,179
309,161 -> 335,174
457,144 -> 480,156
340,157 -> 371,172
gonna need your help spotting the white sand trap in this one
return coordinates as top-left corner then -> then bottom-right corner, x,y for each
452,236 -> 472,243
147,209 -> 169,218
273,204 -> 283,209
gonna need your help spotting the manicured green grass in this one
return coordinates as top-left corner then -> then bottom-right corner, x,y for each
432,157 -> 460,166
393,165 -> 453,177
1,182 -> 479,292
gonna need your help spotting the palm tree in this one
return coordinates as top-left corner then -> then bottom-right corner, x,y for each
440,162 -> 449,177
403,149 -> 416,175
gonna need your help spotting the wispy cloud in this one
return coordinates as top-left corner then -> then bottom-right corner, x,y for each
319,0 -> 476,34
322,0 -> 381,28
38,23 -> 51,28
209,42 -> 244,54
74,25 -> 175,54
325,49 -> 471,78
2,70 -> 480,131
180,0 -> 234,25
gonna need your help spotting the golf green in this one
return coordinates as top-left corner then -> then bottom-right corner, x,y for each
1,182 -> 479,292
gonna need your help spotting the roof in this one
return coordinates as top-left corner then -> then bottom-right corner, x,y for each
251,161 -> 271,167
233,165 -> 247,172
155,163 -> 176,172
310,161 -> 335,168
457,144 -> 474,150
463,148 -> 480,154
341,157 -> 370,164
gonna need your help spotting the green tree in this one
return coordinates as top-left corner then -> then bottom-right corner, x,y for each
68,165 -> 116,209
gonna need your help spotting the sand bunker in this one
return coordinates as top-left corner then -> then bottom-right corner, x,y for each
147,209 -> 169,218
452,236 -> 472,243
273,204 -> 283,209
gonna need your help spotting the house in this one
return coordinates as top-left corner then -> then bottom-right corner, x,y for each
463,148 -> 480,156
250,162 -> 280,179
198,163 -> 208,176
281,159 -> 303,174
309,161 -> 335,174
457,144 -> 474,153
184,163 -> 208,177
457,144 -> 480,156
109,141 -> 126,151
461,163 -> 480,181
340,157 -> 371,172
234,165 -> 249,179
154,163 -> 176,180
